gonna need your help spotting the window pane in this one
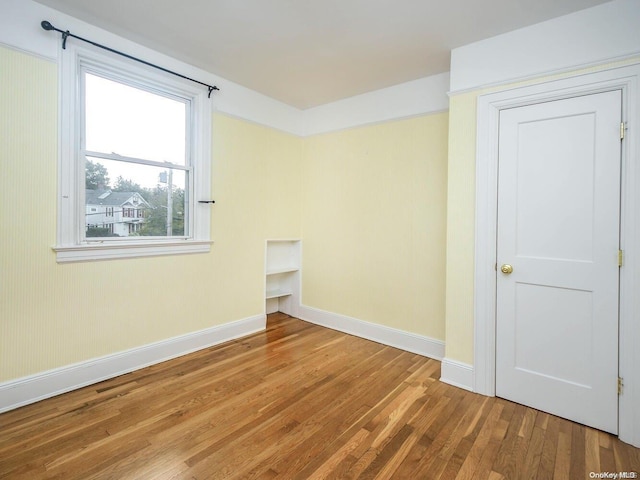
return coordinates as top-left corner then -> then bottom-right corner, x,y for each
84,73 -> 187,165
85,158 -> 187,239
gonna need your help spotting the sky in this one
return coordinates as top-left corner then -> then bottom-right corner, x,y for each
84,72 -> 188,190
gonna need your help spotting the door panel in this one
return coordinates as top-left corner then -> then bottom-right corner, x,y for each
514,113 -> 596,261
514,283 -> 592,387
496,91 -> 622,434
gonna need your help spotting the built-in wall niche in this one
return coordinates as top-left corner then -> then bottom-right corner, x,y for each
265,240 -> 301,316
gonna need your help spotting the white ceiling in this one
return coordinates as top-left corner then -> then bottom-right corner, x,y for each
34,0 -> 611,109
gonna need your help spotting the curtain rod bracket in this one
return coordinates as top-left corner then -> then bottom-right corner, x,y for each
40,20 -> 219,96
207,86 -> 220,98
61,30 -> 70,50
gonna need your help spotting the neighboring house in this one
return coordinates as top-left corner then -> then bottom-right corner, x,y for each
85,189 -> 150,237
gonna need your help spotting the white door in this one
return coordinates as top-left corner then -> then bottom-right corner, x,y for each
495,90 -> 622,434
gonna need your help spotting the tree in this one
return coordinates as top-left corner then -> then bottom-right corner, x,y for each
113,176 -> 145,196
85,159 -> 110,189
86,226 -> 119,237
139,186 -> 185,237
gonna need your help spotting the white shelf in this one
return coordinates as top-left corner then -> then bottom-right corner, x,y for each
266,289 -> 293,299
266,267 -> 299,276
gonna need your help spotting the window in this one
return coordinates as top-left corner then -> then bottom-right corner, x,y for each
54,44 -> 211,262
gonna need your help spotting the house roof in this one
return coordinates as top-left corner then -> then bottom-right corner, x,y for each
86,189 -> 150,207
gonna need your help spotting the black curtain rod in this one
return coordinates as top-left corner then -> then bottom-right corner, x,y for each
40,20 -> 220,98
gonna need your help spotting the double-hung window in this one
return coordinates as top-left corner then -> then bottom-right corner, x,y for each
55,43 -> 212,262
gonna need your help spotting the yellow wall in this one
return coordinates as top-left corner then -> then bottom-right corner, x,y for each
301,114 -> 449,340
11,34 -> 627,382
0,46 -> 302,382
443,94 -> 477,363
1,44 -> 450,384
444,56 -> 640,365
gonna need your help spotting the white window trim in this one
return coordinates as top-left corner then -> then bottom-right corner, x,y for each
54,43 -> 212,263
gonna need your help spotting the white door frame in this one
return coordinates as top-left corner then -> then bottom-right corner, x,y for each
474,63 -> 640,447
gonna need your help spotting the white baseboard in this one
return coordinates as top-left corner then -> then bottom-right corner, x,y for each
0,314 -> 266,414
298,305 -> 445,360
440,357 -> 474,391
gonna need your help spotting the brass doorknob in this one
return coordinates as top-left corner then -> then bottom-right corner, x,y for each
500,264 -> 513,274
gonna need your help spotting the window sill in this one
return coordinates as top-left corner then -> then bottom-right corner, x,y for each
52,240 -> 213,263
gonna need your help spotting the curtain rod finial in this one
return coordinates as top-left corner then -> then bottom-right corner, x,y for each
41,20 -> 55,31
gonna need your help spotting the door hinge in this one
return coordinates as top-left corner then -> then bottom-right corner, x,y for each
620,122 -> 626,140
618,249 -> 624,267
618,377 -> 624,395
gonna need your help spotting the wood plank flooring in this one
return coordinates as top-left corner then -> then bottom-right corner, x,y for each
1,313 -> 639,479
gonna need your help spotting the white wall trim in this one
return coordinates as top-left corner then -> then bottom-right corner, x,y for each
0,0 -> 304,136
0,314 -> 266,414
440,358 -> 474,392
1,0 -> 450,138
298,305 -> 444,360
306,109 -> 450,138
449,52 -> 640,97
450,0 -> 640,94
474,63 -> 640,447
303,73 -> 450,136
52,240 -> 213,263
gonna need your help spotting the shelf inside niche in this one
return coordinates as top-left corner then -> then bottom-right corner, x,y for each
266,266 -> 299,276
266,289 -> 293,299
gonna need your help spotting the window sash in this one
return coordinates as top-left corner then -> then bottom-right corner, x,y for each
79,67 -> 192,166
82,159 -> 191,242
82,150 -> 192,172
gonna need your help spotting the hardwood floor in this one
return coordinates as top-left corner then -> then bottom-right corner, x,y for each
1,313 -> 638,479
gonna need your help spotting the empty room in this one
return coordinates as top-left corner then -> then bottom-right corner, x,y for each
1,0 -> 640,478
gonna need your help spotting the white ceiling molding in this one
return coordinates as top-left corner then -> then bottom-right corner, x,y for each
450,0 -> 640,94
1,0 -> 450,137
5,0 -> 635,136
303,72 -> 450,136
0,0 -> 304,135
30,0 -> 610,109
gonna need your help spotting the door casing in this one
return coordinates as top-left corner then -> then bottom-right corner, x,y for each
473,63 -> 640,447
